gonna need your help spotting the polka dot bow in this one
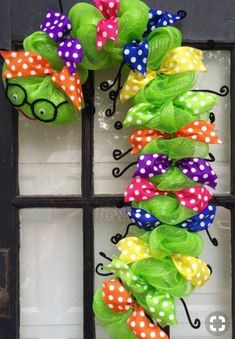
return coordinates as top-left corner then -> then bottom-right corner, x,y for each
116,237 -> 211,288
125,177 -> 213,213
118,237 -> 152,263
172,255 -> 211,287
124,177 -> 168,203
125,207 -> 161,231
40,10 -> 83,75
0,51 -> 83,110
94,0 -> 120,49
179,204 -> 216,232
102,279 -> 168,339
129,120 -> 222,154
120,69 -> 156,103
144,9 -> 186,37
123,40 -> 149,76
127,306 -> 168,339
135,154 -> 218,189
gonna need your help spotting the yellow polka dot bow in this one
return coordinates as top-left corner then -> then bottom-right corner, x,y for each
117,237 -> 211,287
120,47 -> 207,102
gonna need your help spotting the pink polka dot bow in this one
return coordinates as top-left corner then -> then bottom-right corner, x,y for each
40,10 -> 83,75
0,51 -> 83,110
94,0 -> 120,49
124,177 -> 213,213
103,278 -> 168,339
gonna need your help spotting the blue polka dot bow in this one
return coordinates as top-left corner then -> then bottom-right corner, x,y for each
123,40 -> 149,76
40,10 -> 83,75
125,204 -> 216,233
144,9 -> 186,37
179,204 -> 217,232
125,207 -> 161,231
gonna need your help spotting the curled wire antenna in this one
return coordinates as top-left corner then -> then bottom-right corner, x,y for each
95,252 -> 113,276
180,298 -> 201,329
111,223 -> 136,244
192,85 -> 230,97
206,229 -> 219,247
209,112 -> 215,123
112,162 -> 137,178
177,10 -> 187,20
113,148 -> 132,161
100,63 -> 124,120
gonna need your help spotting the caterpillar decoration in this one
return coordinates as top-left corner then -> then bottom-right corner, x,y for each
0,0 -> 222,338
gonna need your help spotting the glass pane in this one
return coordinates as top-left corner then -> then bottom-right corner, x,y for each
94,207 -> 232,339
19,116 -> 81,195
20,209 -> 83,339
94,50 -> 231,194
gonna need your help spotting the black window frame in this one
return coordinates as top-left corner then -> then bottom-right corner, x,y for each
0,7 -> 234,339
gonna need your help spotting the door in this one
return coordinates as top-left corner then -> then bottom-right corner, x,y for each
0,1 -> 234,339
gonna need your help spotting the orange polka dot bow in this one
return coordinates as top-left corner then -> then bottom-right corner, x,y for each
0,50 -> 83,110
103,279 -> 168,339
129,120 -> 222,154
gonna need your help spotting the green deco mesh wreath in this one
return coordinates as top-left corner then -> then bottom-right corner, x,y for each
0,0 -> 222,338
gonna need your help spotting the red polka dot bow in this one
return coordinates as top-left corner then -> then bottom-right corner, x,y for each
124,177 -> 213,213
94,0 -> 120,49
0,51 -> 83,110
129,120 -> 222,154
103,279 -> 168,339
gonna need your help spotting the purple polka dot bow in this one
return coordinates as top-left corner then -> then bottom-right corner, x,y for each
40,10 -> 83,75
134,154 -> 218,189
134,154 -> 173,178
176,158 -> 218,189
123,40 -> 149,76
144,9 -> 186,37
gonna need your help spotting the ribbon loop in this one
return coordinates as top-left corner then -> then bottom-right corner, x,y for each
124,177 -> 168,203
175,187 -> 213,213
129,129 -> 169,154
127,306 -> 169,339
123,40 -> 149,75
125,207 -> 161,230
173,255 -> 211,287
117,237 -> 152,264
40,10 -> 83,74
144,9 -> 185,36
175,120 -> 223,144
103,278 -> 134,313
134,153 -> 172,178
179,204 -> 216,232
94,0 -> 120,49
176,158 -> 217,189
40,10 -> 72,43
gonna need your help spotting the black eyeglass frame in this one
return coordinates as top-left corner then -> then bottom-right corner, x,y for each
5,79 -> 68,123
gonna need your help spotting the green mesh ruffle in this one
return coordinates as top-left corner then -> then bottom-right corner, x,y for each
93,288 -> 135,339
141,225 -> 204,259
131,257 -> 195,297
132,195 -> 196,225
133,72 -> 197,106
140,137 -> 209,159
124,91 -> 217,133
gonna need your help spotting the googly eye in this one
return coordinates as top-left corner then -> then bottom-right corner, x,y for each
12,93 -> 18,102
39,108 -> 46,115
